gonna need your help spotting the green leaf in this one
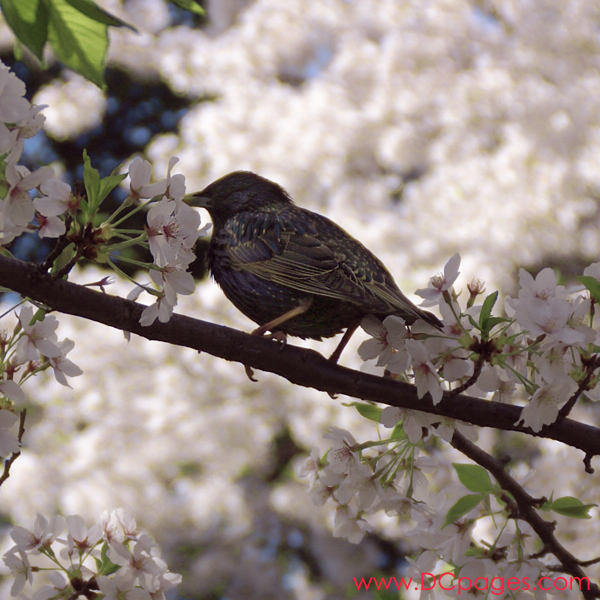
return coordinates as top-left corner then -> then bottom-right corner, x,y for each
577,275 -> 600,304
484,316 -> 510,330
0,0 -> 137,86
169,0 -> 205,16
443,494 -> 483,527
82,150 -> 101,214
63,0 -> 136,29
97,170 -> 128,207
453,463 -> 494,493
391,423 -> 407,441
0,0 -> 50,59
97,541 -> 121,575
82,151 -> 128,214
52,242 -> 75,274
549,496 -> 596,519
479,291 -> 498,324
467,314 -> 481,331
351,402 -> 382,422
45,0 -> 110,88
478,291 -> 500,334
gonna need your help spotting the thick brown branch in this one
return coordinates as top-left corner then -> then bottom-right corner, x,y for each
451,432 -> 599,599
2,254 -> 600,462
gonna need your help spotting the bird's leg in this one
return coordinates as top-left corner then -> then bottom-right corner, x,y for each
244,297 -> 313,381
252,297 -> 313,336
329,319 -> 361,364
326,319 -> 361,399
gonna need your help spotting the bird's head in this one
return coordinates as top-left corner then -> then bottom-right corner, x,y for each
186,171 -> 294,230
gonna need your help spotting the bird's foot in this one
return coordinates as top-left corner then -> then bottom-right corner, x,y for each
245,364 -> 258,382
245,329 -> 288,382
252,323 -> 287,345
267,330 -> 287,350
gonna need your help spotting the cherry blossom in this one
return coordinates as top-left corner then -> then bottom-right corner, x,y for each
146,197 -> 200,268
15,306 -> 61,362
34,178 -> 73,217
48,339 -> 84,387
36,212 -> 66,238
380,406 -> 436,444
9,514 -> 66,553
516,379 -> 578,432
332,505 -> 373,544
3,550 -> 32,596
0,379 -> 25,403
406,339 -> 444,404
0,62 -> 30,125
358,314 -> 409,370
416,253 -> 461,307
323,427 -> 360,475
2,510 -> 179,598
129,157 -> 168,200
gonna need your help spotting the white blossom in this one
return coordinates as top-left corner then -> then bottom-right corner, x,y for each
332,505 -> 373,544
323,427 -> 360,475
517,379 -> 579,432
48,339 -> 84,387
129,157 -> 168,199
405,339 -> 444,404
416,253 -> 461,307
15,306 -> 61,362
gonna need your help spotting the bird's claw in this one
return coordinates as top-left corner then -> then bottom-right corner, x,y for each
245,328 -> 288,382
268,330 -> 287,350
245,364 -> 258,382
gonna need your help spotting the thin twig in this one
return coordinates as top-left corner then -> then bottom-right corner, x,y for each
451,431 -> 600,600
0,409 -> 27,488
556,356 -> 600,424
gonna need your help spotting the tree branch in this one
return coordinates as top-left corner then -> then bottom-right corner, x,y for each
451,431 -> 600,599
2,254 -> 600,463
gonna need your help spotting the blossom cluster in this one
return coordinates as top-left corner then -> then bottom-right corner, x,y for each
2,509 -> 181,599
0,303 -> 83,459
0,60 -> 209,596
301,423 -> 561,595
2,1 -> 600,594
127,155 -> 209,325
359,253 -> 600,432
300,253 -> 600,596
0,62 -> 57,244
0,59 -> 208,327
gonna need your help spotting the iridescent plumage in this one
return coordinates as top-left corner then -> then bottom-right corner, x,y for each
190,171 -> 442,355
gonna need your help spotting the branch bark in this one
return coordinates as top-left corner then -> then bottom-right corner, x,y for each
452,432 -> 600,599
2,254 -> 600,463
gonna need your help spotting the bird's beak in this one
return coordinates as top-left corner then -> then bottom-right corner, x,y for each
183,193 -> 213,209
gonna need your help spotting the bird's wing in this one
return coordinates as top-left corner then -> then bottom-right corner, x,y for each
222,209 -> 422,318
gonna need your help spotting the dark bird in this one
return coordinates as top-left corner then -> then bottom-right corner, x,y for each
188,171 -> 442,370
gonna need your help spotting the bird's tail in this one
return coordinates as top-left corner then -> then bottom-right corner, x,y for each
414,306 -> 444,330
391,293 -> 444,330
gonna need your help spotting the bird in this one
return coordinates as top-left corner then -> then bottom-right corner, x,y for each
188,171 -> 442,375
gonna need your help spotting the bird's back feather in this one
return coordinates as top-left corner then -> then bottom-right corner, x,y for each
212,203 -> 438,326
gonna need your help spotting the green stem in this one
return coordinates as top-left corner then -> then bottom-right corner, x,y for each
108,254 -> 159,271
110,199 -> 150,228
107,262 -> 161,298
107,234 -> 147,253
104,194 -> 138,225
